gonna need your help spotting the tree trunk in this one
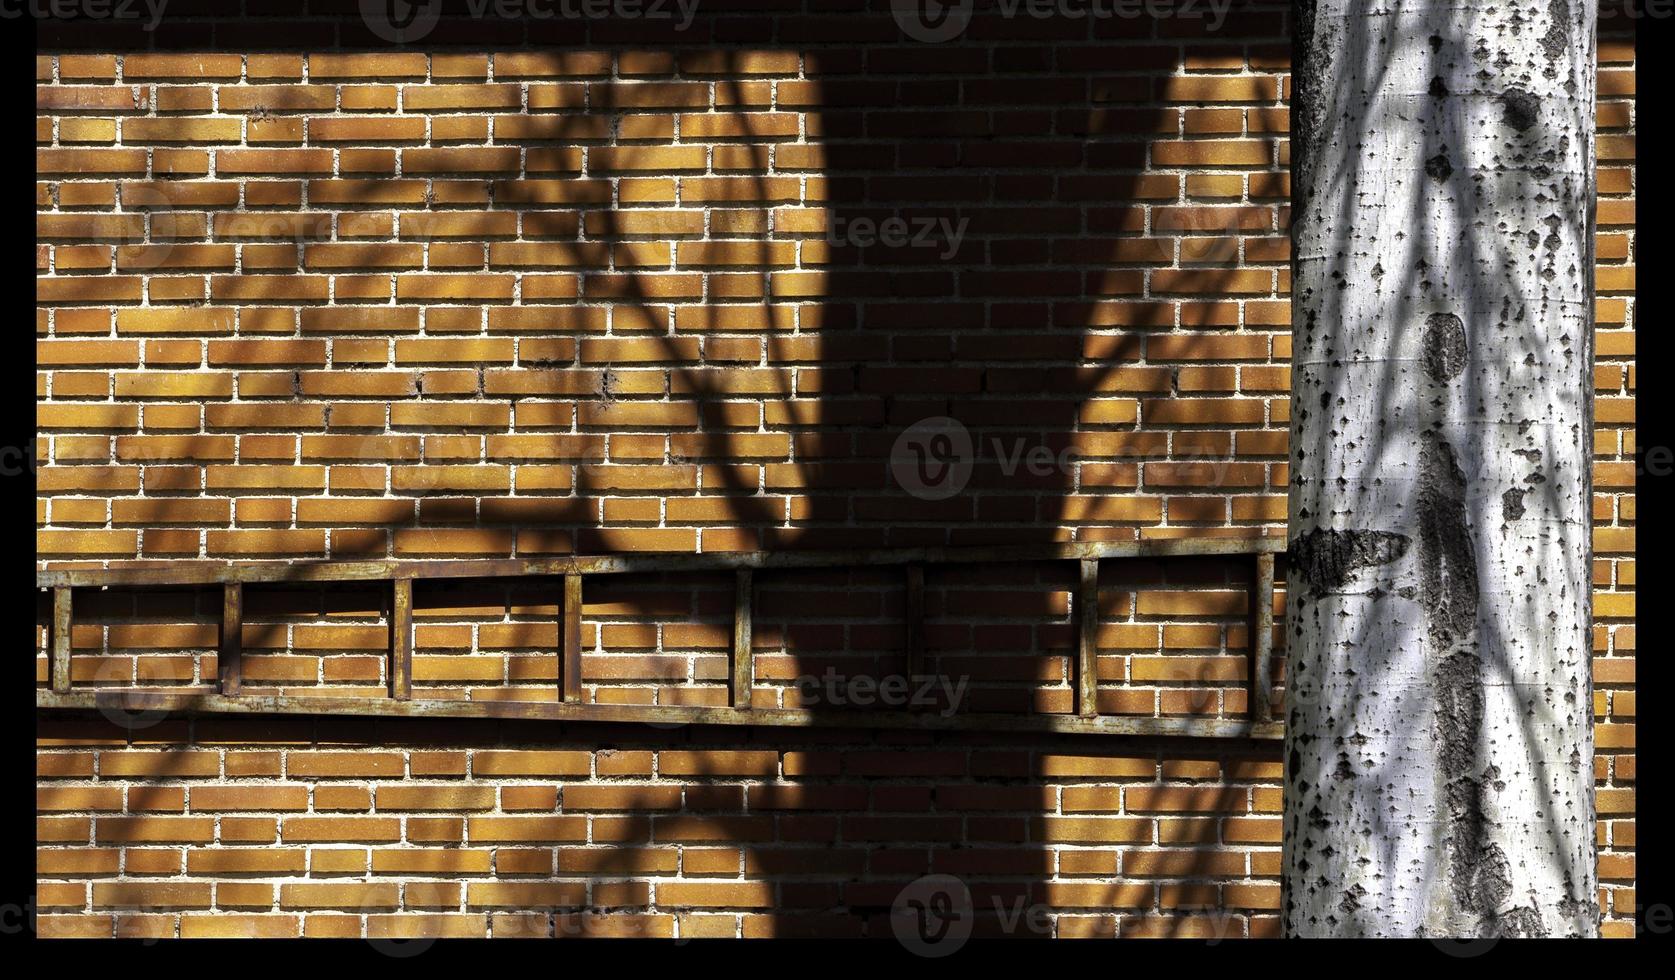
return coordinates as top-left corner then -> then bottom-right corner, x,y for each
1284,0 -> 1599,937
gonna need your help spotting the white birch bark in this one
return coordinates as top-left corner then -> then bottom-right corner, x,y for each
1284,0 -> 1599,937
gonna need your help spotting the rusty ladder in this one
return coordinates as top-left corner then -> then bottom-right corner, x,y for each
38,537 -> 1283,740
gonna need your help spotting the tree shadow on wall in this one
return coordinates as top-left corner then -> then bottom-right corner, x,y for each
40,0 -> 1300,941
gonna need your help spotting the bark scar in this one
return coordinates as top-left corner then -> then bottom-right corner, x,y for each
1289,528 -> 1410,597
1418,433 -> 1532,936
1423,313 -> 1468,383
1417,436 -> 1478,644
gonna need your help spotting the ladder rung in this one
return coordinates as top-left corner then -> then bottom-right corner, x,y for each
51,587 -> 72,694
220,583 -> 242,696
1077,558 -> 1100,718
1249,551 -> 1277,723
732,568 -> 753,709
389,579 -> 413,701
562,573 -> 583,704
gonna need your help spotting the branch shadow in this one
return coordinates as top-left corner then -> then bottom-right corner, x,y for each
37,0 -> 1300,941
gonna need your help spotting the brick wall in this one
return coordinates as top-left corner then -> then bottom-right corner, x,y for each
34,2 -> 1635,940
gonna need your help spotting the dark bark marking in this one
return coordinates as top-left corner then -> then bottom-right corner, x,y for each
1557,895 -> 1600,934
1289,528 -> 1410,596
1435,653 -> 1484,777
1417,437 -> 1479,645
1425,153 -> 1453,182
1501,87 -> 1540,132
1495,906 -> 1547,938
1419,434 -> 1538,935
1501,487 -> 1527,521
1423,313 -> 1468,383
1291,3 -> 1334,219
1438,653 -> 1522,934
1538,0 -> 1570,78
